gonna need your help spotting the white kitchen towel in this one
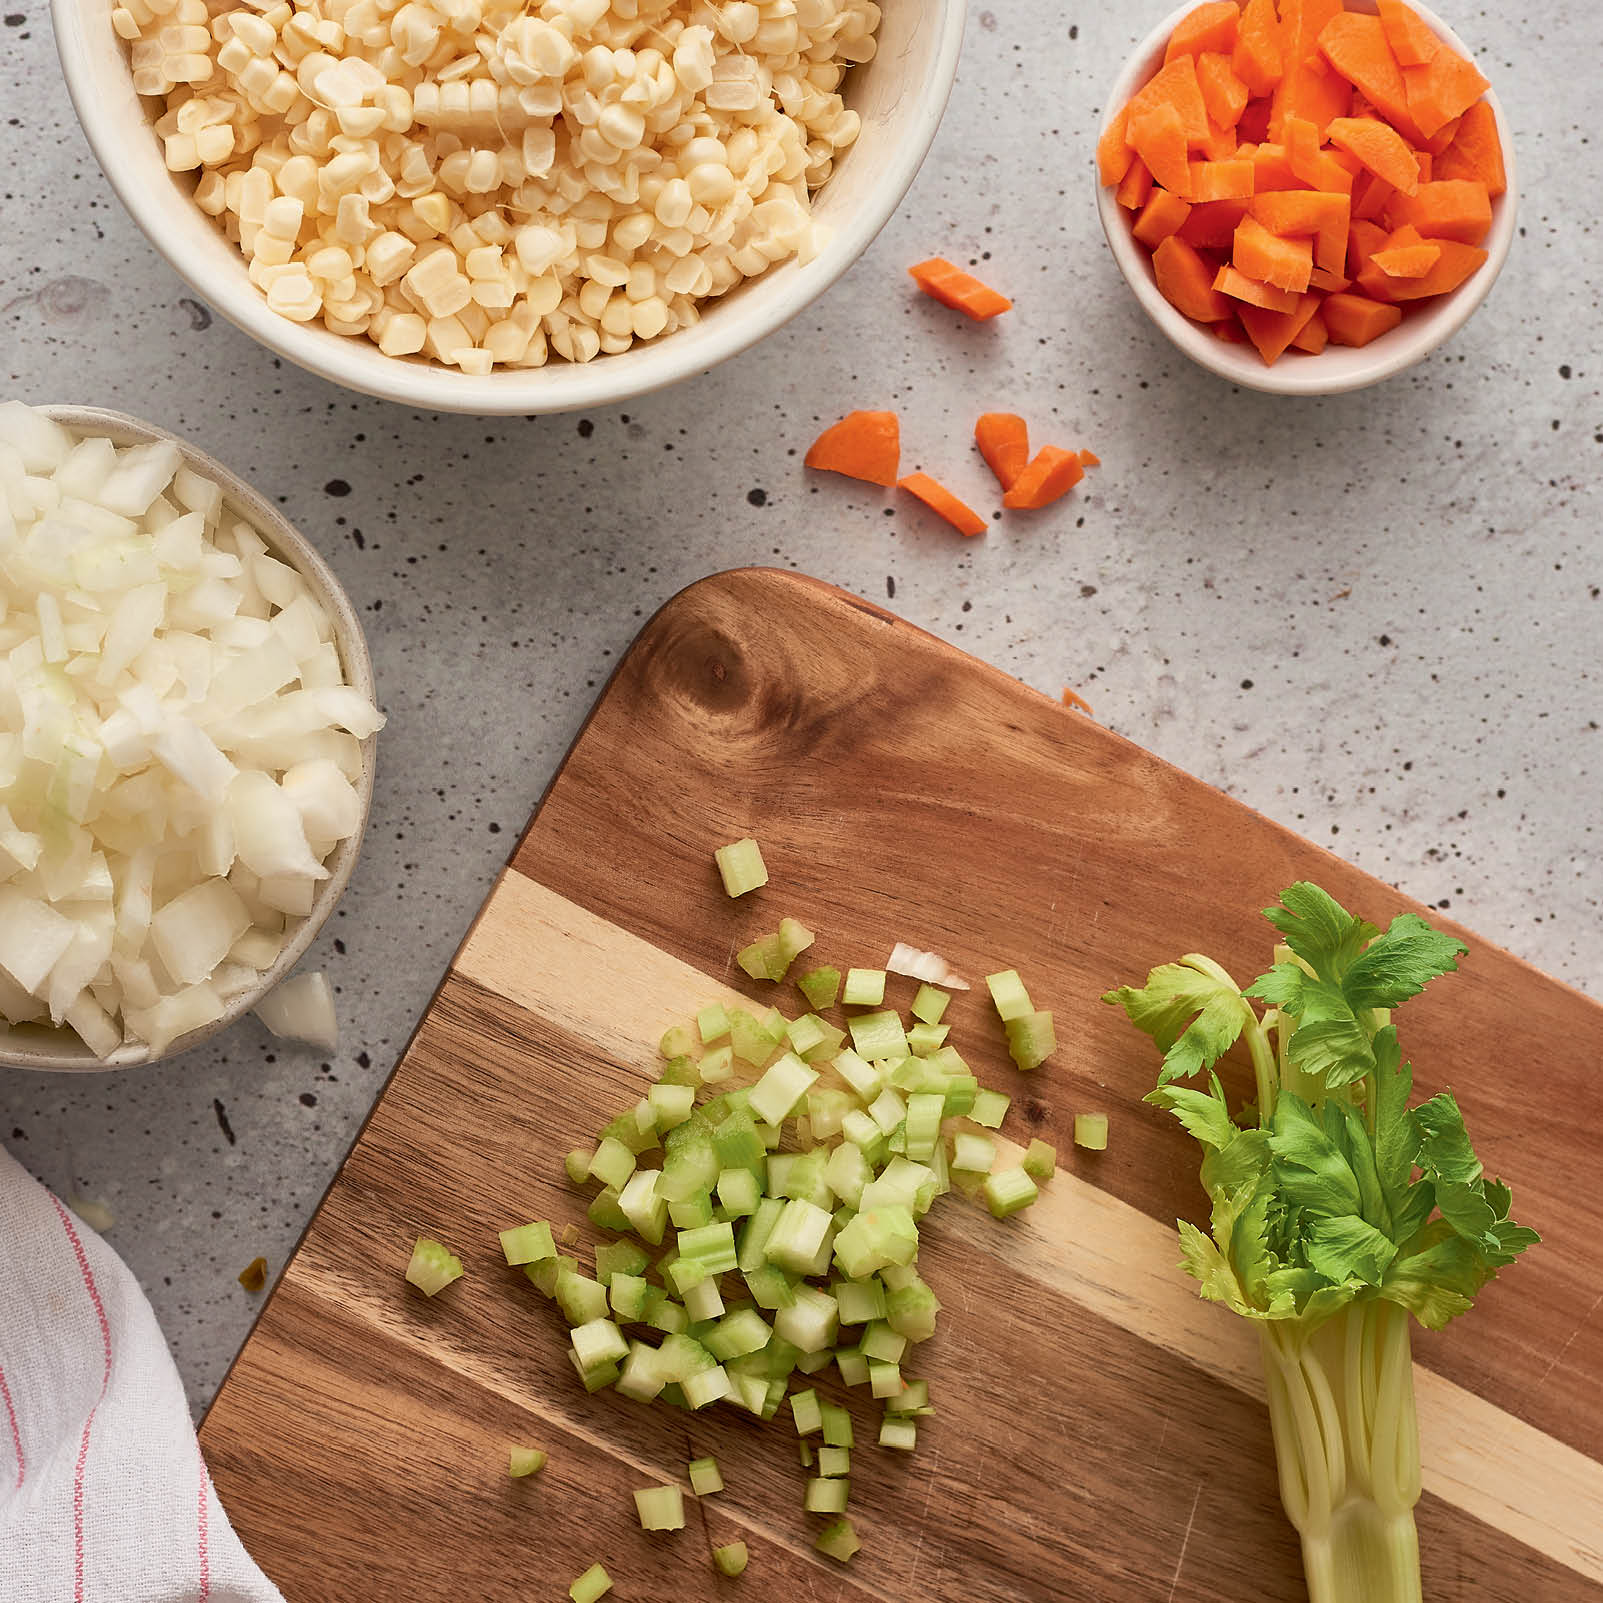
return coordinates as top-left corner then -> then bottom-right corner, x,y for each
0,1143 -> 283,1603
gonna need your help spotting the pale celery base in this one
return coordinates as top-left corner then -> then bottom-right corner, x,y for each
1262,1300 -> 1425,1603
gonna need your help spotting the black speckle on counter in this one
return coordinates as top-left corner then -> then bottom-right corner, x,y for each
577,418 -> 594,438
746,487 -> 767,507
4,14 -> 25,25
299,1093 -> 317,1108
213,1099 -> 236,1147
178,297 -> 211,331
323,478 -> 351,497
886,575 -> 895,599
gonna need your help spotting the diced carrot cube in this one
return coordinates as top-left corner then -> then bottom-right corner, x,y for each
1213,264 -> 1301,313
1002,446 -> 1086,511
1178,197 -> 1252,249
1133,188 -> 1194,247
1127,55 -> 1211,147
1233,215 -> 1314,292
1370,241 -> 1441,278
1325,116 -> 1420,194
1250,188 -> 1350,276
1232,0 -> 1282,97
1375,0 -> 1440,68
1322,291 -> 1403,346
1098,105 -> 1135,187
1117,156 -> 1155,210
1357,237 -> 1487,300
1129,103 -> 1192,195
1435,101 -> 1506,197
1236,292 -> 1322,364
1190,158 -> 1256,201
1382,178 -> 1492,245
1197,51 -> 1250,128
1290,310 -> 1329,353
1165,1 -> 1241,63
1152,234 -> 1235,321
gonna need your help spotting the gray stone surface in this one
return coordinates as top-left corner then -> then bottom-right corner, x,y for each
0,3 -> 1597,1417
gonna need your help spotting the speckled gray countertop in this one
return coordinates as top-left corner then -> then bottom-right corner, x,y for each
1,2 -> 1598,1416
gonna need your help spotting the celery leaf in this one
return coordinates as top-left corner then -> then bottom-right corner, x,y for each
1102,960 -> 1251,1085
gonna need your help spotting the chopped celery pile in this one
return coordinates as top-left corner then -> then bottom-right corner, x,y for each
477,841 -> 1068,1580
1106,882 -> 1538,1603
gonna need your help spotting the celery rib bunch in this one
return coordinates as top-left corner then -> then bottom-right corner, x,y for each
508,945 -> 1057,1569
1105,883 -> 1538,1603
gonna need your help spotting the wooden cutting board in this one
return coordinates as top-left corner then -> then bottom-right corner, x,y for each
200,569 -> 1603,1603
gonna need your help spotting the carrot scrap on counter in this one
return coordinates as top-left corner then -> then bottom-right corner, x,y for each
1002,447 -> 1086,511
908,258 -> 1012,321
974,412 -> 1031,490
897,472 -> 988,536
1061,687 -> 1096,716
1079,449 -> 1101,467
1100,0 -> 1503,364
803,410 -> 900,487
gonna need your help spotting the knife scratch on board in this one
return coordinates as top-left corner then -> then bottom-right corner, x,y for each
1165,1482 -> 1204,1603
1530,1287 -> 1603,1395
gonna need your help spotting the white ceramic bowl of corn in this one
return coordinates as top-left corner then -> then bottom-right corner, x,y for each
53,0 -> 967,414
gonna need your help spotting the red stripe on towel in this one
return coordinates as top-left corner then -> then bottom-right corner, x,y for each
0,1358 -> 22,1489
52,1198 -> 112,1603
197,1448 -> 212,1601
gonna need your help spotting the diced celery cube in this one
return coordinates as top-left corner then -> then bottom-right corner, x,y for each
660,1023 -> 698,1060
589,1136 -> 637,1191
571,1317 -> 629,1373
633,1484 -> 686,1531
985,968 -> 1032,1021
688,1455 -> 724,1496
498,1220 -> 555,1267
712,1542 -> 748,1577
910,984 -> 949,1025
848,1009 -> 908,1062
588,1186 -> 632,1235
697,1002 -> 731,1043
649,1082 -> 697,1131
748,1052 -> 818,1126
860,1320 -> 907,1363
868,1360 -> 902,1399
556,1271 -> 609,1326
835,1347 -> 870,1388
797,965 -> 841,1011
906,1020 -> 950,1056
717,1166 -> 761,1217
609,1273 -> 648,1322
950,1131 -> 996,1173
841,968 -> 886,1007
816,1445 -> 851,1478
879,1416 -> 917,1451
714,837 -> 767,898
1005,1010 -> 1056,1071
805,1475 -> 849,1514
569,1562 -> 612,1603
902,1092 -> 944,1161
1074,1112 -> 1109,1150
983,1166 -> 1039,1219
508,1445 -> 547,1477
815,1518 -> 860,1563
565,1147 -> 594,1184
820,1401 -> 854,1447
790,1388 -> 823,1434
1023,1137 -> 1057,1180
970,1088 -> 1010,1129
698,1044 -> 734,1083
832,1277 -> 887,1326
404,1238 -> 462,1297
728,1009 -> 777,1067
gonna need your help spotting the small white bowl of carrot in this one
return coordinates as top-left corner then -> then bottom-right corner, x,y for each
1095,0 -> 1515,393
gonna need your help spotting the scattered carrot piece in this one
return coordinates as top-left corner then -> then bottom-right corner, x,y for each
238,1256 -> 269,1292
1322,290 -> 1402,346
1325,116 -> 1420,194
1152,234 -> 1234,322
1061,687 -> 1096,716
897,472 -> 988,537
1133,188 -> 1194,247
908,259 -> 1012,321
804,410 -> 900,487
974,413 -> 1030,492
1001,447 -> 1085,512
1078,449 -> 1101,468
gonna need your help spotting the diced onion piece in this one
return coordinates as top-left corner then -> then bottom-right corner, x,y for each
886,943 -> 971,990
253,971 -> 338,1051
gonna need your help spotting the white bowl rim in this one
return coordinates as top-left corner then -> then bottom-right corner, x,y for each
0,406 -> 377,1073
1094,0 -> 1517,396
51,0 -> 969,417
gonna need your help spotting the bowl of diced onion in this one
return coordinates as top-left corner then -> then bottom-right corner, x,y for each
0,402 -> 380,1071
53,0 -> 966,415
